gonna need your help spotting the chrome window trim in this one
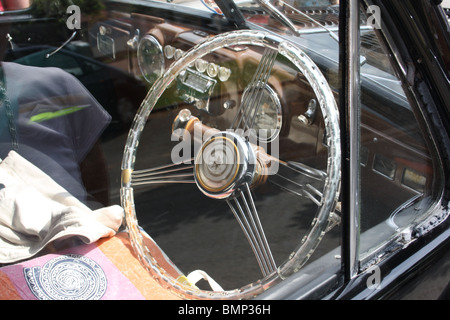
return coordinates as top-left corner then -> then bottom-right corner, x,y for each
345,0 -> 362,280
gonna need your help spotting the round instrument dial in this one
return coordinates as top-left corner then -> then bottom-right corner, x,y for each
137,35 -> 165,84
242,84 -> 282,142
207,62 -> 219,78
195,59 -> 208,73
218,66 -> 231,82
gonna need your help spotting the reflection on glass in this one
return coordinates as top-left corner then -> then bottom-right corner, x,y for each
358,5 -> 438,260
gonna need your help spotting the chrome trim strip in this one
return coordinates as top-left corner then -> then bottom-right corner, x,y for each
347,0 -> 361,279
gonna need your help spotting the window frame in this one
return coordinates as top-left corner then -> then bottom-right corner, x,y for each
355,0 -> 447,270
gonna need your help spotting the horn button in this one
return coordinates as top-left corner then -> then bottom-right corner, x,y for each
195,132 -> 256,199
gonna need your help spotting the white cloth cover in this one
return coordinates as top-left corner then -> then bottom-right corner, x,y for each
0,150 -> 123,264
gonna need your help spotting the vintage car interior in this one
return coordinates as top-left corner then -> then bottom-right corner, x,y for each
0,0 -> 448,300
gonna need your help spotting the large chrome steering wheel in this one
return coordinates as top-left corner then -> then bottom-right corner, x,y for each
121,30 -> 341,299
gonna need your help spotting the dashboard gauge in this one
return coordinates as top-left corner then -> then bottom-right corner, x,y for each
242,84 -> 282,142
164,45 -> 176,59
207,62 -> 219,78
174,48 -> 184,60
195,59 -> 208,73
218,66 -> 231,82
137,35 -> 165,84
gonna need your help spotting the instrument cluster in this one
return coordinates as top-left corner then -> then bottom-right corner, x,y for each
93,17 -> 303,145
92,11 -> 325,149
137,34 -> 233,86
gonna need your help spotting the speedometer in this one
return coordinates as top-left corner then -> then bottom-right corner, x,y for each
242,84 -> 282,142
137,35 -> 165,84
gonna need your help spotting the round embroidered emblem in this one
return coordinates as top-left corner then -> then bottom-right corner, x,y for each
24,254 -> 107,300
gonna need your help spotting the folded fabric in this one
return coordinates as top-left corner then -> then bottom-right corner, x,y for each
0,233 -> 182,300
0,150 -> 123,264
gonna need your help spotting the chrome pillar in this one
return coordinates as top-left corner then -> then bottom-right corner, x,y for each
341,0 -> 361,280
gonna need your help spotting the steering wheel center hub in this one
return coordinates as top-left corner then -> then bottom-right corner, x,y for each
195,132 -> 255,199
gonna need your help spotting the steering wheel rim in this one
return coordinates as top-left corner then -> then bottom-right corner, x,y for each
121,30 -> 341,299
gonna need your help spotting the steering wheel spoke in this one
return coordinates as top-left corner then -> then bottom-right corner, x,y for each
269,160 -> 327,206
227,183 -> 277,277
131,160 -> 195,186
231,47 -> 278,132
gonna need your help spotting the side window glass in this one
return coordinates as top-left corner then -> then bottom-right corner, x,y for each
358,4 -> 442,260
